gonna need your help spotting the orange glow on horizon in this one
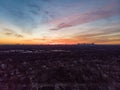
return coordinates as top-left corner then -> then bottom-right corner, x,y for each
0,37 -> 120,45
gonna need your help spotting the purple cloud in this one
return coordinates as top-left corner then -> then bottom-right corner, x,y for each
50,2 -> 120,30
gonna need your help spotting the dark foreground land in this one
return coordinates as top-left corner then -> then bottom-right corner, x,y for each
0,45 -> 120,90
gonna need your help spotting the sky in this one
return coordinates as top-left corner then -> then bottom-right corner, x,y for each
0,0 -> 120,44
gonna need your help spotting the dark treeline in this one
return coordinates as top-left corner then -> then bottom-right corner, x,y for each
0,45 -> 120,90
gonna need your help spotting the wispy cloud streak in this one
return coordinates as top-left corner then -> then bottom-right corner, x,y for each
2,28 -> 23,38
50,2 -> 120,30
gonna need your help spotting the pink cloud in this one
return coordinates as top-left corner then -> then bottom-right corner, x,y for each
50,2 -> 120,30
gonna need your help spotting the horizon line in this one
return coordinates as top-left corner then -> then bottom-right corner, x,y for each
0,43 -> 120,46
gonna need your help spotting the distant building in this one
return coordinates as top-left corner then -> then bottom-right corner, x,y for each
77,43 -> 95,46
